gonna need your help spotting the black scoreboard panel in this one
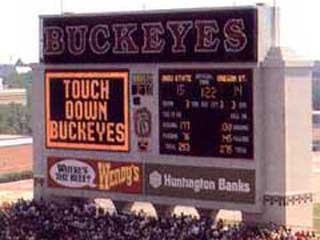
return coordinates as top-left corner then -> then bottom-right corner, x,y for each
159,69 -> 253,159
41,8 -> 257,64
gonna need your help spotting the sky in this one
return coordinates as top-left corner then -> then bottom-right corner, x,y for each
0,0 -> 317,63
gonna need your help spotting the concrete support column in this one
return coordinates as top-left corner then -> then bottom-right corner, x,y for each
153,204 -> 174,218
196,208 -> 219,220
242,212 -> 263,225
113,200 -> 133,214
33,175 -> 45,202
32,66 -> 46,203
261,47 -> 314,227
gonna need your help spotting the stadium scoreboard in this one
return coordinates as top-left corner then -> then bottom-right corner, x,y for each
35,5 -> 274,212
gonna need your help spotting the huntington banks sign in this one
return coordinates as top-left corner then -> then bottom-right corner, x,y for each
40,8 -> 257,64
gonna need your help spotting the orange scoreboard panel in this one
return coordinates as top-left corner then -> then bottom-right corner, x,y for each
45,71 -> 129,151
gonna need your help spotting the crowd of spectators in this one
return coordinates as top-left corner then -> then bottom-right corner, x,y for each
0,199 -> 319,240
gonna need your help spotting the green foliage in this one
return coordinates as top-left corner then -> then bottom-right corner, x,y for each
0,70 -> 33,135
0,171 -> 33,184
314,203 -> 320,231
315,203 -> 320,217
0,103 -> 31,135
3,71 -> 24,89
17,72 -> 33,113
313,79 -> 320,110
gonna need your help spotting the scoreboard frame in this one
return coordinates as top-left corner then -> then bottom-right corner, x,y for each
34,4 -> 274,214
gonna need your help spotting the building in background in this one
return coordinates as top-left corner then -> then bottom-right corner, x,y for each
0,59 -> 30,106
0,86 -> 26,105
14,59 -> 31,75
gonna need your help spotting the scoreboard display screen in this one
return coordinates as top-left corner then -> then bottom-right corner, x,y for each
45,71 -> 129,152
159,69 -> 253,159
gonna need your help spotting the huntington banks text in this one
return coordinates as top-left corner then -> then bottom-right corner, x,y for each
48,78 -> 126,144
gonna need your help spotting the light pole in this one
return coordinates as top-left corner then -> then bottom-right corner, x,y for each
60,0 -> 64,14
273,0 -> 280,47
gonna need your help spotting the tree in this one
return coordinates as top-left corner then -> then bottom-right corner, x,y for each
3,71 -> 24,89
0,103 -> 32,135
313,78 -> 320,110
0,65 -> 33,135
